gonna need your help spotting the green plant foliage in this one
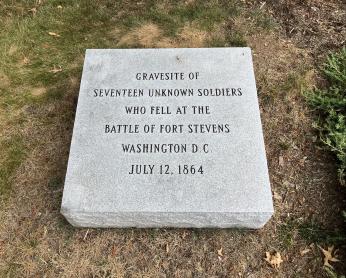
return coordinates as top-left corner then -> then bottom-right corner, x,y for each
325,267 -> 346,278
305,47 -> 346,278
305,47 -> 346,185
278,219 -> 345,249
0,137 -> 26,195
298,222 -> 345,244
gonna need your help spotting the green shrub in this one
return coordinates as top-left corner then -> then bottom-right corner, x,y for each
305,47 -> 346,185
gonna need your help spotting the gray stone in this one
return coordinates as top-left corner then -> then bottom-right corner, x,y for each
61,48 -> 274,228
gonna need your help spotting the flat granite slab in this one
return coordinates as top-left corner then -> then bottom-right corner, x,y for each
61,48 -> 274,228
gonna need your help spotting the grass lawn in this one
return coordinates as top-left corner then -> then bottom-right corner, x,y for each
0,0 -> 345,277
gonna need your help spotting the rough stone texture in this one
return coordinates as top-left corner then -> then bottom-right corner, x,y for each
61,48 -> 274,228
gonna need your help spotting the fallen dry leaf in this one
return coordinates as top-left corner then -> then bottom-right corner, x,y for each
300,248 -> 311,256
217,247 -> 223,261
279,156 -> 284,167
83,229 -> 89,241
196,262 -> 203,273
48,32 -> 61,37
28,8 -> 37,15
265,251 -> 283,268
22,57 -> 29,65
48,66 -> 63,73
318,245 -> 340,268
273,191 -> 282,201
181,231 -> 188,239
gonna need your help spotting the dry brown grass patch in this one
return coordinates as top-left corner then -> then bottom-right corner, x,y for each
117,23 -> 162,48
177,24 -> 208,47
229,17 -> 249,35
30,87 -> 47,97
107,27 -> 122,39
155,37 -> 177,48
156,1 -> 173,13
0,71 -> 10,89
117,22 -> 209,48
248,33 -> 308,85
7,45 -> 18,56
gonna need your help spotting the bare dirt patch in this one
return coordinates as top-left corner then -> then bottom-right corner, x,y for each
252,0 -> 346,62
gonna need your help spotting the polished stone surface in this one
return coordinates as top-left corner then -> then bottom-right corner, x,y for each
61,48 -> 274,228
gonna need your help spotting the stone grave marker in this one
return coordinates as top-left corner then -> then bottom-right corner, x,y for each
61,48 -> 274,228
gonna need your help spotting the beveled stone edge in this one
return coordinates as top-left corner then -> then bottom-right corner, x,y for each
61,207 -> 273,229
